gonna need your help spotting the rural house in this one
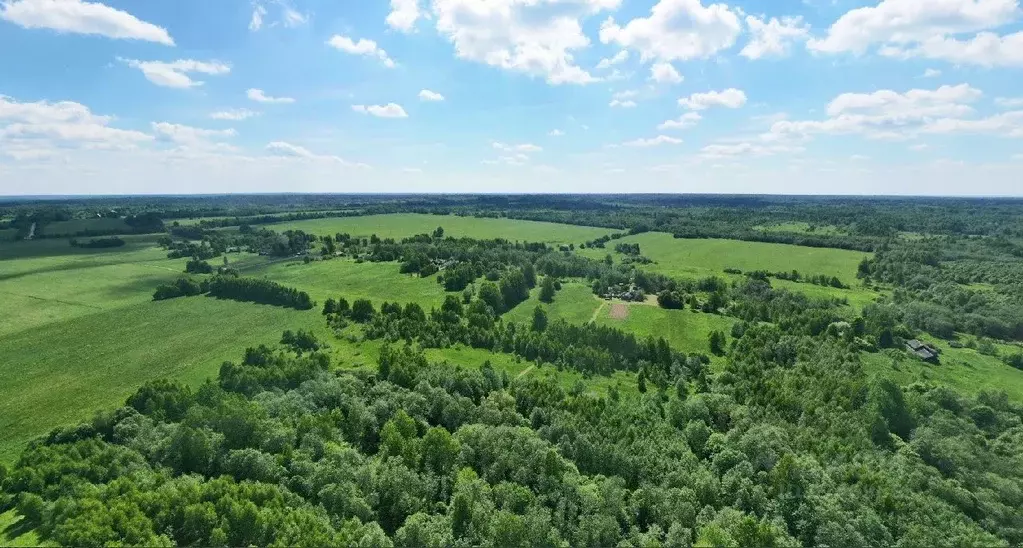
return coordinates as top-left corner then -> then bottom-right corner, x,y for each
906,339 -> 940,364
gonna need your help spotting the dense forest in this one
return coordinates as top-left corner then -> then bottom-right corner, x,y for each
3,194 -> 1023,546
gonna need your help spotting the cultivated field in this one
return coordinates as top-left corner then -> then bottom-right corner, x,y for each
261,213 -> 611,244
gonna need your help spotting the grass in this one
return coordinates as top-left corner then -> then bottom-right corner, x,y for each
0,510 -> 45,547
503,281 -> 735,367
579,232 -> 880,311
260,213 -> 610,244
861,339 -> 1023,402
0,297 -> 325,464
250,257 -> 452,308
504,282 -> 604,326
38,218 -> 129,236
580,232 -> 869,284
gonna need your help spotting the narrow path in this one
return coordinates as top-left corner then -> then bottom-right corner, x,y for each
26,222 -> 36,240
515,364 -> 535,379
0,290 -> 103,310
588,300 -> 607,324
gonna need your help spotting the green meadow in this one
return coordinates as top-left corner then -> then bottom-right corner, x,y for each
261,213 -> 610,244
861,338 -> 1023,402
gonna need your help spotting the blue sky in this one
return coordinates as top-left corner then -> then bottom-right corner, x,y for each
0,0 -> 1022,195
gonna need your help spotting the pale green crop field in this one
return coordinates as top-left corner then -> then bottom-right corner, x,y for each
579,232 -> 869,284
261,213 -> 611,244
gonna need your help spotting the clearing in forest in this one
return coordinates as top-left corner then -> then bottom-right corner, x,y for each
260,213 -> 610,244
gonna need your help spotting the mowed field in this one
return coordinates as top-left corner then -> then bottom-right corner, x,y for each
504,281 -> 735,366
261,213 -> 611,244
578,231 -> 879,310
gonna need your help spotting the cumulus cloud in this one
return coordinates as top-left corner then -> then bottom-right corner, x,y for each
658,112 -> 702,130
247,89 -> 295,104
678,88 -> 747,110
599,0 -> 742,62
740,15 -> 809,59
649,61 -> 683,83
210,109 -> 259,121
548,129 -> 565,136
0,95 -> 152,159
419,89 -> 445,101
610,99 -> 637,108
623,135 -> 682,147
0,0 -> 174,45
923,68 -> 942,77
493,142 -> 542,153
996,97 -> 1023,107
387,0 -> 421,32
120,58 -> 230,88
352,103 -> 409,118
809,0 -> 1023,67
764,84 -> 999,142
327,35 -> 396,68
249,4 -> 266,31
700,142 -> 803,158
431,0 -> 618,85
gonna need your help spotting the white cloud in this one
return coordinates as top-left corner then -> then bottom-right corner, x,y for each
740,15 -> 809,59
431,0 -> 617,85
249,4 -> 266,31
921,110 -> 1023,137
880,31 -> 1023,67
493,142 -> 542,153
352,103 -> 409,118
700,142 -> 802,158
548,129 -> 565,136
599,0 -> 742,62
596,50 -> 629,69
419,89 -> 445,102
623,135 -> 682,147
678,88 -> 747,110
826,84 -> 981,117
766,84 -> 988,142
923,68 -> 942,77
120,58 -> 230,89
281,6 -> 306,27
910,143 -> 929,150
610,99 -> 637,108
0,0 -> 174,45
247,88 -> 295,104
151,122 -> 236,150
996,97 -> 1023,107
658,111 -> 702,129
649,61 -> 683,83
265,141 -> 369,167
0,95 -> 152,158
210,109 -> 258,121
249,1 -> 306,31
808,0 -> 1023,66
808,0 -> 1018,54
387,0 -> 421,32
327,35 -> 396,68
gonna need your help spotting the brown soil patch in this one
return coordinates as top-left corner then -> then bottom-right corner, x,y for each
609,303 -> 629,320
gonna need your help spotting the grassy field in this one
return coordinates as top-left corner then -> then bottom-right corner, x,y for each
861,339 -> 1023,402
260,213 -> 610,244
504,281 -> 735,365
580,232 -> 869,283
0,297 -> 325,464
38,217 -> 129,236
251,257 -> 451,308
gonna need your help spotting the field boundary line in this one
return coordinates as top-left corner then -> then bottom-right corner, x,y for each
588,300 -> 607,324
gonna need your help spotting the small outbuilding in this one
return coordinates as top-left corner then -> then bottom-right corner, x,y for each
906,339 -> 940,364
